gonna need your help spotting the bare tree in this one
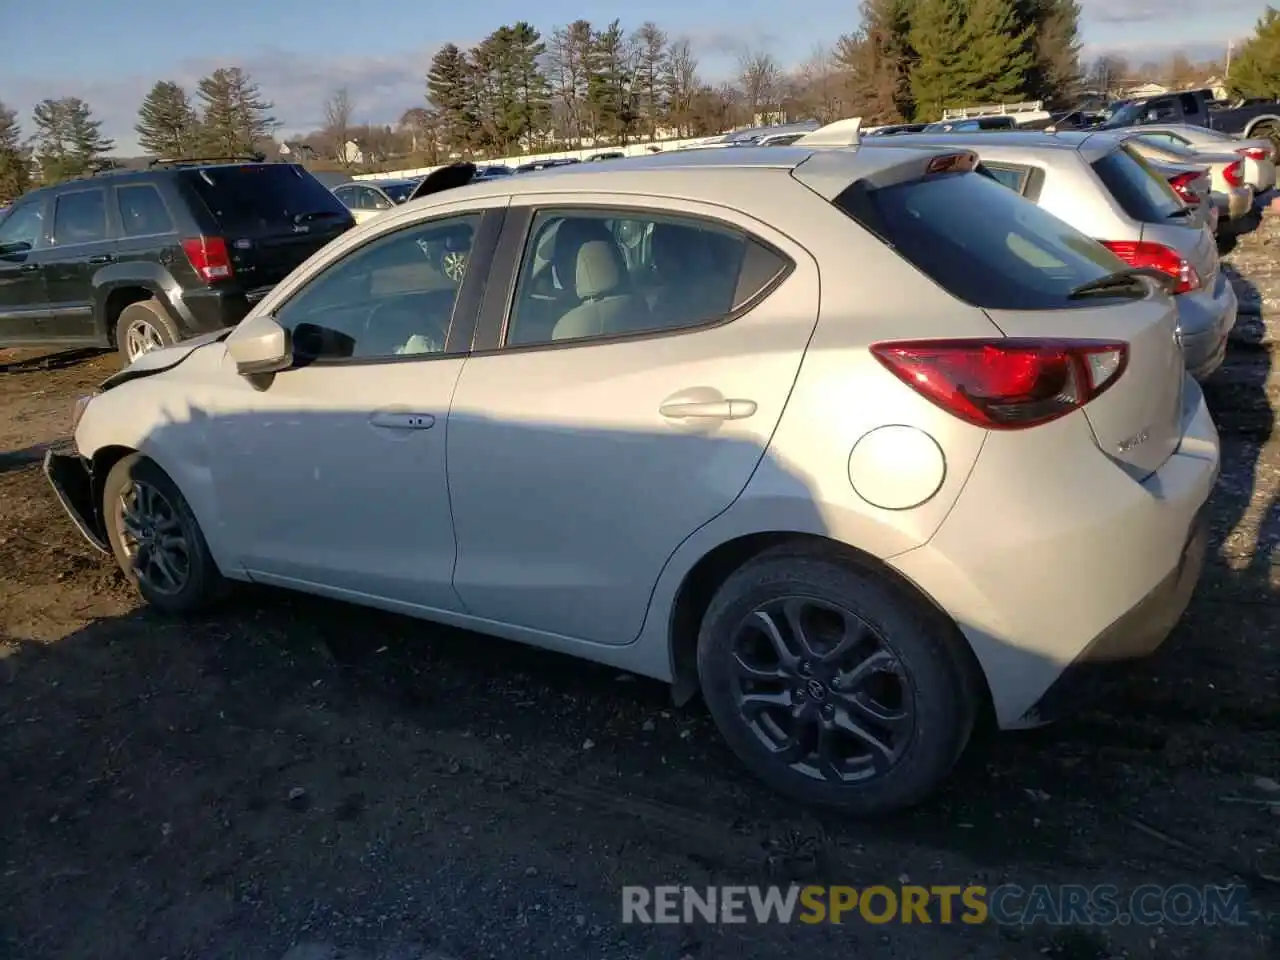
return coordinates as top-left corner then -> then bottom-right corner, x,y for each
737,48 -> 781,124
795,45 -> 847,122
662,37 -> 700,137
323,86 -> 355,165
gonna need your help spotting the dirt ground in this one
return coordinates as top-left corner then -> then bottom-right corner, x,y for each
2,221 -> 1280,960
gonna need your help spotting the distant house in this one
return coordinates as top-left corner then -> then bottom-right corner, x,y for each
1116,82 -> 1170,99
339,140 -> 364,165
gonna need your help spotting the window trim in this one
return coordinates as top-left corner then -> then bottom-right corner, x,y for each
470,202 -> 796,356
113,182 -> 177,240
50,187 -> 111,248
266,206 -> 504,370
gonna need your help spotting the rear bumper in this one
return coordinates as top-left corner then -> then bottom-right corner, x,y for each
1020,503 -> 1208,725
1178,271 -> 1237,381
888,380 -> 1220,728
43,449 -> 109,554
177,284 -> 274,336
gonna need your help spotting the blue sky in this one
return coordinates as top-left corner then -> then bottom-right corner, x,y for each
0,0 -> 1267,154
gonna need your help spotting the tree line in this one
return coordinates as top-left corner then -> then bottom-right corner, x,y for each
2,3 -> 1275,205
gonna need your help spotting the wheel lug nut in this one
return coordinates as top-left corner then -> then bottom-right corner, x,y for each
795,688 -> 807,700
799,661 -> 812,675
821,704 -> 834,718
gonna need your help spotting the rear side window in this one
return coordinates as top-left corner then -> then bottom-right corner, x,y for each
834,170 -> 1124,310
180,164 -> 349,234
982,163 -> 1029,194
1091,146 -> 1184,223
53,189 -> 107,244
117,184 -> 175,237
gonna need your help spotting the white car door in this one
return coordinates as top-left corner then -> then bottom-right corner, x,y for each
445,195 -> 820,645
207,203 -> 503,611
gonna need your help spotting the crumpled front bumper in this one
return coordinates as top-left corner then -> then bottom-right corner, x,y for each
43,449 -> 109,554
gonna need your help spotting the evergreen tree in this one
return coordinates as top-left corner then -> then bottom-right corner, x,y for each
835,0 -> 915,123
427,43 -> 478,154
909,0 -> 968,119
632,22 -> 668,140
196,67 -> 276,156
587,19 -> 637,143
1027,0 -> 1083,106
956,0 -> 1034,105
1229,6 -> 1280,100
135,80 -> 199,158
30,97 -> 114,182
0,101 -> 30,204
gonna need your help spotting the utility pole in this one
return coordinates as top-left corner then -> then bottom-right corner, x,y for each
1225,39 -> 1234,79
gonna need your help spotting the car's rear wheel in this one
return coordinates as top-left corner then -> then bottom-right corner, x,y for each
102,454 -> 226,614
697,546 -> 979,815
116,299 -> 180,365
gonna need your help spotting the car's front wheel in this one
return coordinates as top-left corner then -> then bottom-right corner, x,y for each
102,454 -> 226,614
697,545 -> 980,816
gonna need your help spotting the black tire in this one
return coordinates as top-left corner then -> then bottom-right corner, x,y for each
696,545 -> 980,816
115,299 -> 181,366
102,453 -> 227,614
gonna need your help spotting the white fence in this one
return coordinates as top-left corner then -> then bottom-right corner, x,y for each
352,134 -> 727,182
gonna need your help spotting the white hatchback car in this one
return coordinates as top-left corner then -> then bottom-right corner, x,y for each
45,146 -> 1220,815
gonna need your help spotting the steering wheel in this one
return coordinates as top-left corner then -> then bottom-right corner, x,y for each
362,297 -> 447,355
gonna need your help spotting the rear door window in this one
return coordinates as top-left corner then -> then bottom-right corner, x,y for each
833,170 -> 1124,310
180,164 -> 349,234
52,189 -> 108,245
1091,146 -> 1184,223
1179,93 -> 1201,117
116,184 -> 175,237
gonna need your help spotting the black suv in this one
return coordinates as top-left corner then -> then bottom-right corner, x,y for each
0,159 -> 355,363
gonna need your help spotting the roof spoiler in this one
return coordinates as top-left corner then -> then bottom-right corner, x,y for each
408,161 -> 477,202
792,117 -> 863,148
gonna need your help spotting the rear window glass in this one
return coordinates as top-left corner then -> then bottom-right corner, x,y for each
834,170 -> 1124,310
180,164 -> 349,233
1091,146 -> 1184,223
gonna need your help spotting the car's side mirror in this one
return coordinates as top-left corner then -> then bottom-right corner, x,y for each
228,313 -> 292,376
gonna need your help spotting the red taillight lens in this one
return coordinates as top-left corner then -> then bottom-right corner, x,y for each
870,338 -> 1129,430
1238,147 -> 1269,162
181,236 -> 234,283
1222,159 -> 1244,188
1100,239 -> 1200,295
1168,170 -> 1201,204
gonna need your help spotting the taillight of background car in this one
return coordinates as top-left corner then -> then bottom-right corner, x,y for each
181,236 -> 234,283
1167,170 -> 1202,205
1237,146 -> 1271,162
1222,160 -> 1245,189
1100,240 -> 1201,295
870,338 -> 1129,429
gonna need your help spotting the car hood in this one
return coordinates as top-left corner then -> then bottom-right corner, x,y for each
101,327 -> 232,391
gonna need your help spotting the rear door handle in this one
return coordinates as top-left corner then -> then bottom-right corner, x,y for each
370,411 -> 436,430
87,254 -> 115,265
19,264 -> 39,273
659,399 -> 757,420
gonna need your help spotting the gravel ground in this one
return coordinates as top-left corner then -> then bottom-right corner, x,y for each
1,215 -> 1279,960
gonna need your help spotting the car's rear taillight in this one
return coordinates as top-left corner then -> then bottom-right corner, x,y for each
181,236 -> 234,283
1168,170 -> 1201,204
870,338 -> 1129,430
1100,239 -> 1200,294
1238,146 -> 1269,162
1222,159 -> 1244,188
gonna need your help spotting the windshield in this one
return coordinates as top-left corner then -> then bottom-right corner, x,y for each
1136,135 -> 1197,159
1091,146 -> 1185,223
379,181 -> 419,203
1098,101 -> 1145,129
181,164 -> 349,233
835,170 -> 1127,310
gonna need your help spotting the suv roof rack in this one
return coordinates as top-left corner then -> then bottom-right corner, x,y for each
148,153 -> 267,168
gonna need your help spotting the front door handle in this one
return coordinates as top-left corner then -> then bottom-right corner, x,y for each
87,254 -> 115,265
659,399 -> 757,420
370,411 -> 436,430
19,263 -> 39,273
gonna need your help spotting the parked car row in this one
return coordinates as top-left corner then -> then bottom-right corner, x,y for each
0,158 -> 357,363
45,132 -> 1223,817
